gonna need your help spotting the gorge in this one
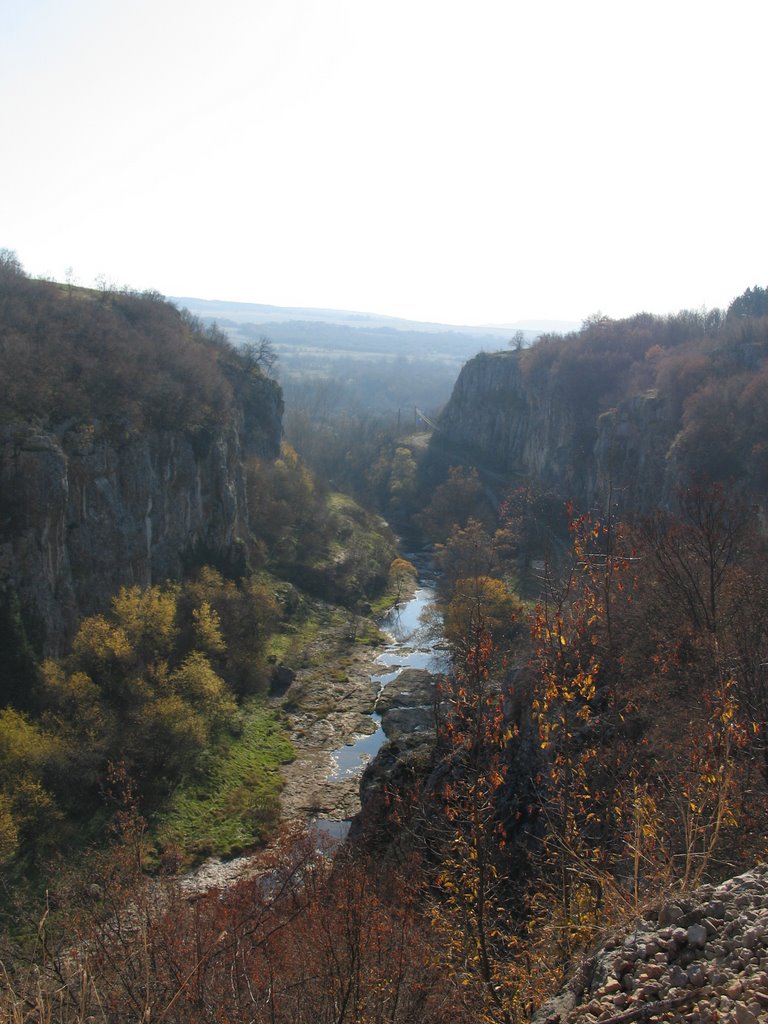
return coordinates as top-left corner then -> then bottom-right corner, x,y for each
3,261 -> 768,1024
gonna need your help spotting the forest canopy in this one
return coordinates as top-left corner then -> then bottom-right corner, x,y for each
0,250 -> 272,433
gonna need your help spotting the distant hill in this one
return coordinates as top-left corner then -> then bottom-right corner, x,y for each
171,296 -> 578,342
172,296 -> 579,418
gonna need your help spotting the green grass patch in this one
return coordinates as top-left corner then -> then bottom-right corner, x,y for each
155,700 -> 294,866
266,600 -> 352,666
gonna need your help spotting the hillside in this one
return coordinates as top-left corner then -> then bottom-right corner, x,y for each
0,256 -> 404,881
2,256 -> 768,1024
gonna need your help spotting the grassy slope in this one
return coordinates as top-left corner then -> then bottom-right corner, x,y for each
155,700 -> 294,865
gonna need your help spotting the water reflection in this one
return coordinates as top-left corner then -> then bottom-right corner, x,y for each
326,580 -> 446,783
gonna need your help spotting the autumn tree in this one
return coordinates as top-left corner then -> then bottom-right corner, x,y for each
247,443 -> 332,566
0,707 -> 63,865
434,517 -> 505,602
627,484 -> 765,880
444,576 -> 523,658
178,566 -> 279,697
639,481 -> 749,636
417,465 -> 492,543
427,623 -> 520,1024
39,582 -> 237,812
388,556 -> 418,603
528,507 -> 642,970
500,483 -> 570,584
525,487 -> 766,973
4,823 -> 468,1023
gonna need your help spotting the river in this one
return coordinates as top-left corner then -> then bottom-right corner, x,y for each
179,554 -> 446,884
316,556 -> 447,836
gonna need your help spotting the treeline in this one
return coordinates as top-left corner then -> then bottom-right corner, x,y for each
0,249 -> 275,434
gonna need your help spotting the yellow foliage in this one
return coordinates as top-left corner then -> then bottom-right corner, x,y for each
444,575 -> 521,645
144,694 -> 208,756
72,615 -> 132,662
0,792 -> 18,864
192,601 -> 226,654
40,662 -> 101,714
0,707 -> 58,775
390,557 -> 417,578
170,652 -> 236,728
111,584 -> 179,658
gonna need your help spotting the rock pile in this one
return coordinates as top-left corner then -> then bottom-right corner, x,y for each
533,864 -> 768,1024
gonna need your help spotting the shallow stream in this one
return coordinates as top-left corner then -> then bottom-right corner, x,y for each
326,558 -> 448,784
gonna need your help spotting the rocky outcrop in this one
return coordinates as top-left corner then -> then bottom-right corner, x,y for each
0,376 -> 282,655
375,667 -> 441,741
427,350 -> 679,514
351,669 -> 443,842
532,864 -> 768,1024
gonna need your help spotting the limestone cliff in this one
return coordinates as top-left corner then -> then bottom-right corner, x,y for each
0,375 -> 282,656
426,349 -> 681,514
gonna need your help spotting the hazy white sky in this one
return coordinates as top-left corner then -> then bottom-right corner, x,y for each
2,0 -> 766,326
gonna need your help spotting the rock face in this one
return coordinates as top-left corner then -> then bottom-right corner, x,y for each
0,376 -> 282,655
427,350 -> 679,514
352,669 -> 443,841
375,668 -> 441,741
532,864 -> 768,1024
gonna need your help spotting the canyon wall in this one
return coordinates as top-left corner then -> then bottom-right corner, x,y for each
426,349 -> 681,514
0,375 -> 282,655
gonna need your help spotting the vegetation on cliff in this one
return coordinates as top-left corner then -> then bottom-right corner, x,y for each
0,248 -> 280,436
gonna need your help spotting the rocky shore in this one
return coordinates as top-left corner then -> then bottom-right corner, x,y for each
273,570 -> 440,825
533,865 -> 768,1024
274,637 -> 383,822
176,636 -> 390,896
276,661 -> 444,825
176,588 -> 435,895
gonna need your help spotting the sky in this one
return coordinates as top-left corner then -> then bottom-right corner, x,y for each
2,0 -> 766,327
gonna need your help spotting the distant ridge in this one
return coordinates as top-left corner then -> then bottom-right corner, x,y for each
171,296 -> 579,340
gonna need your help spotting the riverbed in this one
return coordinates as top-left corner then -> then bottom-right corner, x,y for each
326,582 -> 446,785
177,560 -> 446,892
274,553 -> 447,831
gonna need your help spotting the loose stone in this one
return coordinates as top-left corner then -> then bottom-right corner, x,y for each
733,1002 -> 759,1024
687,964 -> 707,987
